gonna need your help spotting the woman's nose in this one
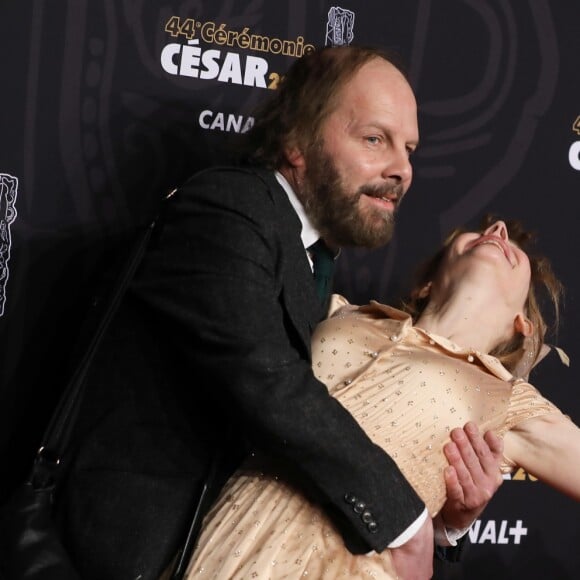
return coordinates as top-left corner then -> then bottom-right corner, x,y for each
484,220 -> 508,240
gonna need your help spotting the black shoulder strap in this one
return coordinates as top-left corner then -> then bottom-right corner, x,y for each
30,189 -> 175,486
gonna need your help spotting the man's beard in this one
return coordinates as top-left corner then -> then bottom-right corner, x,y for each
299,143 -> 399,248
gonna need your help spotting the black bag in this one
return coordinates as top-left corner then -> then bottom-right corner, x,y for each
0,203 -> 163,580
0,455 -> 81,580
0,187 -> 231,580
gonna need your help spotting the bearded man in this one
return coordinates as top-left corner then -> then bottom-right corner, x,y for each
58,45 -> 504,580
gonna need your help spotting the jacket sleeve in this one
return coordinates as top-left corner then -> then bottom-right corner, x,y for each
133,168 -> 425,553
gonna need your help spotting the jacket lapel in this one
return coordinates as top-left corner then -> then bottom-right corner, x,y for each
258,170 -> 324,357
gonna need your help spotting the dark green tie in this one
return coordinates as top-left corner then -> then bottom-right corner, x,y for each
308,239 -> 335,304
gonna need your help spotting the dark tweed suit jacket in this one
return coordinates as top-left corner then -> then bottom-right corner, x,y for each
58,166 -> 425,579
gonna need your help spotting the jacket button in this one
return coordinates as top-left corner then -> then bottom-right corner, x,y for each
344,493 -> 357,504
354,501 -> 366,514
367,521 -> 379,533
361,510 -> 373,523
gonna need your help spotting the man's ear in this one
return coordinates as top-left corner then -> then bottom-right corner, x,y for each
514,313 -> 534,337
284,144 -> 305,169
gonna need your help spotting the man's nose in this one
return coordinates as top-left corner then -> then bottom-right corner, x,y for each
381,147 -> 412,187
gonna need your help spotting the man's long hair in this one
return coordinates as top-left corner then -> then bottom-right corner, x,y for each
238,45 -> 408,168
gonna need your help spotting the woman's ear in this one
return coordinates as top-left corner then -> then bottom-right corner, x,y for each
415,281 -> 432,299
514,313 -> 534,337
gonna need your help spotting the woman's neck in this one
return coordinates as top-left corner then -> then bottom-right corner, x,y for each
414,289 -> 513,354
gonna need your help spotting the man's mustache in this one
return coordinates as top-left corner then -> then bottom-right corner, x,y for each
358,182 -> 405,202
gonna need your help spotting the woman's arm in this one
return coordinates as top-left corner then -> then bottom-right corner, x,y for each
503,413 -> 580,500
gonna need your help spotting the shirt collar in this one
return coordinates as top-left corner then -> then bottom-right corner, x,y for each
363,301 -> 515,382
275,171 -> 319,249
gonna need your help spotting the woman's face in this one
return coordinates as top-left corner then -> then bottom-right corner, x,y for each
437,220 -> 532,312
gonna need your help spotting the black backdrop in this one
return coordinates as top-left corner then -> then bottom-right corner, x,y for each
1,2 -> 579,578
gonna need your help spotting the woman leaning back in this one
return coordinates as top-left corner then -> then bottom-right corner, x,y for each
184,217 -> 579,579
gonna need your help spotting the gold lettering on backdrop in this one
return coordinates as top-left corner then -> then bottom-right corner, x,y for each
161,17 -> 314,89
164,17 -> 315,58
165,16 -> 196,40
267,72 -> 283,91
